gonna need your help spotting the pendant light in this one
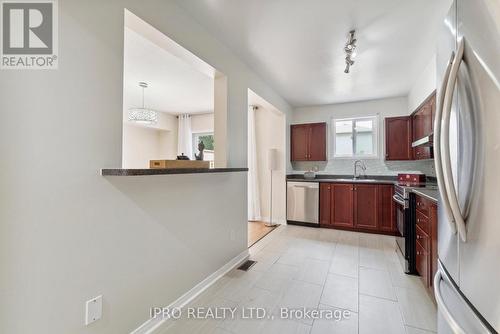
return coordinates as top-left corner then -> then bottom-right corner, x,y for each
128,82 -> 158,125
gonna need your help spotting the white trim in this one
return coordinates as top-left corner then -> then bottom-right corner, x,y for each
130,249 -> 249,334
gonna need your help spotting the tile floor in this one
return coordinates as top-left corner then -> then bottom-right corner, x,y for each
159,225 -> 437,334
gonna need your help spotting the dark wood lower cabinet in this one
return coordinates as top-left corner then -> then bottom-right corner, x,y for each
319,183 -> 331,226
416,240 -> 430,287
319,183 -> 396,235
378,185 -> 396,232
331,184 -> 354,228
414,194 -> 438,299
430,204 -> 438,292
354,184 -> 378,230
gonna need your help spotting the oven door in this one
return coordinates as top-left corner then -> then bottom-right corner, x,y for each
393,195 -> 407,261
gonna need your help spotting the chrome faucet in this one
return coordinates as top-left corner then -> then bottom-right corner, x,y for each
353,160 -> 367,179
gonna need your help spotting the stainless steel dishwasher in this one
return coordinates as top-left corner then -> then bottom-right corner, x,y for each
286,181 -> 319,225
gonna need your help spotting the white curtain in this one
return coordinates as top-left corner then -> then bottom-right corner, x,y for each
248,106 -> 261,221
177,114 -> 193,159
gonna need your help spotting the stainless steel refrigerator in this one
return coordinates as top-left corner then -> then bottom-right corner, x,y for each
434,0 -> 500,333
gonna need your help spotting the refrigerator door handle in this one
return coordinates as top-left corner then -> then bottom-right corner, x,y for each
434,269 -> 467,334
435,52 -> 458,234
441,38 -> 468,242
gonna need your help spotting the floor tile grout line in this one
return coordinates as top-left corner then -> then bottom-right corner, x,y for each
405,323 -> 438,333
312,231 -> 337,332
358,291 -> 398,303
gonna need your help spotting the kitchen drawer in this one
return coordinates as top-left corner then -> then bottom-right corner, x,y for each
416,210 -> 430,234
416,240 -> 430,287
415,195 -> 431,217
416,224 -> 429,252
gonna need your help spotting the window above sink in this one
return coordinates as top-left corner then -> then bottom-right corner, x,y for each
332,116 -> 379,159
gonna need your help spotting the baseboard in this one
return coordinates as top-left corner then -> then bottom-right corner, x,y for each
131,249 -> 250,334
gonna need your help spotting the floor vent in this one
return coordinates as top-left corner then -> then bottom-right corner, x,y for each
237,260 -> 256,271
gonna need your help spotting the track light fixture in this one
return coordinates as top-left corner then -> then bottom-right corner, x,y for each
344,30 -> 357,73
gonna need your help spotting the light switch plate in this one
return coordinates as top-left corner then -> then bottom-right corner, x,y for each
85,295 -> 102,325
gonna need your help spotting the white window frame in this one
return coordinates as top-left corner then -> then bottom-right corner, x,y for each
331,116 -> 379,159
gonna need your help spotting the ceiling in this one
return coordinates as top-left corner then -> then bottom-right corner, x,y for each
175,0 -> 452,107
123,27 -> 214,115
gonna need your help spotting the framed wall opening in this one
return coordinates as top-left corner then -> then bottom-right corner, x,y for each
122,9 -> 227,169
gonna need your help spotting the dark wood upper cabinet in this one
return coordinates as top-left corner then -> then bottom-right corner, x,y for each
385,117 -> 412,160
413,102 -> 433,142
354,184 -> 378,230
378,185 -> 396,233
384,92 -> 436,161
291,123 -> 326,161
411,91 -> 436,160
331,183 -> 354,228
308,123 -> 327,161
430,94 -> 436,132
291,124 -> 310,161
319,183 -> 332,226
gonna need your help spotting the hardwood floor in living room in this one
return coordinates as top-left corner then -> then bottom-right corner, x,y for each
248,221 -> 277,247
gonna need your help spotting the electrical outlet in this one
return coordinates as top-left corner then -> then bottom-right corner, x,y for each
230,229 -> 236,241
85,295 -> 102,325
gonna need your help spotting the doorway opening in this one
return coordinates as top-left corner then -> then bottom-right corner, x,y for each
247,89 -> 286,247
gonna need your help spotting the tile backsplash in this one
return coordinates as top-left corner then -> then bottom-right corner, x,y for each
291,159 -> 435,177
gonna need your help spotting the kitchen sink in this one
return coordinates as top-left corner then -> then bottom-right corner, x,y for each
334,178 -> 383,183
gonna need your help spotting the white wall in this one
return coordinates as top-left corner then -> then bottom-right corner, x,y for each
408,55 -> 437,112
123,112 -> 179,168
123,124 -> 162,168
191,113 -> 214,133
255,108 -> 286,224
0,1 -> 292,333
292,97 -> 435,176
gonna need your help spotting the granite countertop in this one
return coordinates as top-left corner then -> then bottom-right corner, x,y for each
101,168 -> 248,176
411,188 -> 439,203
287,174 -> 398,185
